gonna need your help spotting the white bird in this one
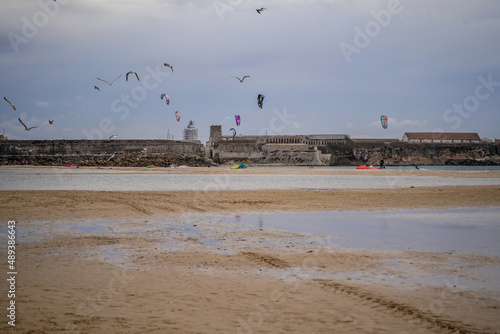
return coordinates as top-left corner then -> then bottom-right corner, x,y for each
4,97 -> 16,110
108,134 -> 117,141
97,74 -> 122,86
231,76 -> 250,83
256,8 -> 267,14
126,71 -> 140,81
164,63 -> 174,72
18,118 -> 38,131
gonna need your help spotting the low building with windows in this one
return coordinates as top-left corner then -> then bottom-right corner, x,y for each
401,132 -> 481,144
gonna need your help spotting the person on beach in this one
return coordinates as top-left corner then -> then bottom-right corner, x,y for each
379,159 -> 385,169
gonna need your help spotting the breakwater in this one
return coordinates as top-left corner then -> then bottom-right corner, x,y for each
0,139 -> 499,166
325,141 -> 500,166
0,140 -> 213,167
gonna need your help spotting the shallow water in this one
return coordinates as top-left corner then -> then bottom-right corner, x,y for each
2,208 -> 498,293
1,167 -> 499,190
219,208 -> 500,256
5,208 -> 497,257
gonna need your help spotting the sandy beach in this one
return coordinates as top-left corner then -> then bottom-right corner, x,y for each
1,168 -> 500,333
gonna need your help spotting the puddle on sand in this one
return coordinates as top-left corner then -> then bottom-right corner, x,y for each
11,209 -> 500,295
233,208 -> 500,256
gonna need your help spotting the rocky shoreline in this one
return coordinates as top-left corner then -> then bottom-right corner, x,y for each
0,153 -> 216,167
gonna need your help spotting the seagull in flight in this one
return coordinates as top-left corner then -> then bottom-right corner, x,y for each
231,76 -> 250,83
4,97 -> 16,110
126,71 -> 140,81
49,120 -> 54,124
94,86 -> 100,91
97,74 -> 122,86
18,118 -> 38,131
108,134 -> 117,141
256,8 -> 267,14
164,63 -> 174,72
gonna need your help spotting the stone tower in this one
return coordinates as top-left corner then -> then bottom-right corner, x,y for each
209,125 -> 222,143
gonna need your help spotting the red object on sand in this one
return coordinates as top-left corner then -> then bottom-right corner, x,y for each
64,164 -> 74,167
356,164 -> 378,169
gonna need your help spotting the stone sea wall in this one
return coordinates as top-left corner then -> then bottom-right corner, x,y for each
1,139 -> 499,166
0,140 -> 213,167
325,141 -> 500,166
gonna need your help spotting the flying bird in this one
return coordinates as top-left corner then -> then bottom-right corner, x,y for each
108,134 -> 117,141
94,86 -> 100,91
256,8 -> 267,14
164,63 -> 174,72
126,71 -> 140,81
49,120 -> 54,124
4,97 -> 16,110
18,118 -> 37,131
231,76 -> 250,83
97,74 -> 122,86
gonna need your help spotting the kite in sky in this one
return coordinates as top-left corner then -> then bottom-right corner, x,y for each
175,110 -> 181,122
256,8 -> 267,14
230,128 -> 236,139
4,97 -> 16,110
97,74 -> 122,86
126,71 -> 140,81
380,115 -> 388,129
231,76 -> 250,83
49,120 -> 54,125
161,94 -> 170,105
257,94 -> 265,109
235,114 -> 241,126
108,134 -> 117,141
93,86 -> 100,91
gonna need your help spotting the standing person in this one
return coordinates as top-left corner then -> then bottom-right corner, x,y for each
379,159 -> 385,169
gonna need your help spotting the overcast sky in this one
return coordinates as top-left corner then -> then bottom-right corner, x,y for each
1,0 -> 499,143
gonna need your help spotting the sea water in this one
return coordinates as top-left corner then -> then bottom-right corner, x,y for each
1,167 -> 499,191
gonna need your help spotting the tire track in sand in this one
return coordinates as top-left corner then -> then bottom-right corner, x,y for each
314,279 -> 495,334
241,252 -> 289,268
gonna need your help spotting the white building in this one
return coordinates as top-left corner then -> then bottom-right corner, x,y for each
183,120 -> 198,141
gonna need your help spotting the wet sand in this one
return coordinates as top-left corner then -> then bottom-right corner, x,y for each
1,168 -> 499,333
1,186 -> 499,222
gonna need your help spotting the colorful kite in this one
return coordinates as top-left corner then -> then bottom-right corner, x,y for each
175,110 -> 181,122
380,115 -> 388,129
235,114 -> 241,126
230,128 -> 236,139
160,94 -> 170,105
